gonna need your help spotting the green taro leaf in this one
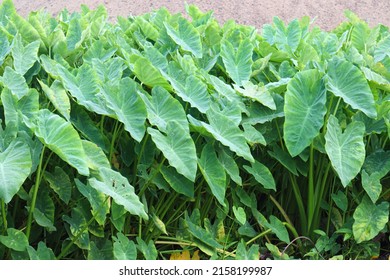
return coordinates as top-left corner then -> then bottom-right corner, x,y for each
160,165 -> 194,198
189,108 -> 254,162
140,86 -> 188,133
12,34 -> 40,75
331,190 -> 348,212
66,16 -> 84,50
361,170 -> 382,204
75,179 -> 109,226
325,115 -> 365,187
164,17 -> 202,58
243,160 -> 276,191
27,242 -> 56,260
0,228 -> 28,251
33,186 -> 56,232
148,121 -> 197,182
353,196 -> 389,243
274,18 -> 302,53
32,109 -> 89,176
325,57 -> 377,118
234,81 -> 276,110
198,143 -> 227,206
44,167 -> 72,204
269,215 -> 290,244
218,147 -> 242,186
136,237 -> 157,260
63,207 -> 90,250
233,206 -> 246,225
88,167 -> 147,220
185,219 -> 223,250
0,139 -> 32,203
113,233 -> 137,260
220,38 -> 253,86
0,66 -> 29,99
103,77 -> 147,142
284,69 -> 326,157
0,31 -> 11,66
133,56 -> 172,91
38,80 -> 71,121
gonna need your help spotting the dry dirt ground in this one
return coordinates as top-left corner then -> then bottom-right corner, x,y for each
13,0 -> 390,31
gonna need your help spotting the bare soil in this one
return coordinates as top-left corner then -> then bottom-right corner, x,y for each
13,0 -> 390,30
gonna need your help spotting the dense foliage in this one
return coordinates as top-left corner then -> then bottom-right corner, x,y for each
0,0 -> 389,259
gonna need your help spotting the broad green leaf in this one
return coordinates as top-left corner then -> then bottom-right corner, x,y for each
363,150 -> 390,179
32,109 -> 90,176
236,241 -> 259,260
0,228 -> 28,251
132,56 -> 172,91
70,105 -> 110,153
75,179 -> 109,226
284,69 -> 326,157
269,215 -> 290,244
44,167 -> 72,204
160,165 -> 194,198
0,66 -> 29,99
325,57 -> 377,118
274,17 -> 301,53
41,57 -> 111,115
325,115 -> 365,187
136,237 -> 157,260
38,79 -> 71,121
217,147 -> 242,186
234,81 -> 276,110
27,242 -> 56,260
135,17 -> 159,41
111,201 -> 127,232
0,31 -> 11,66
220,38 -> 253,86
242,123 -> 266,146
164,17 -> 202,58
243,160 -> 276,191
103,77 -> 147,142
361,170 -> 382,204
33,186 -> 56,231
150,210 -> 168,235
63,207 -> 90,250
268,144 -> 298,176
113,233 -> 137,260
88,167 -> 147,220
167,64 -> 211,113
12,34 -> 40,75
374,35 -> 390,62
0,139 -> 31,203
198,143 -> 227,206
331,191 -> 348,212
352,196 -> 389,243
139,86 -> 188,133
185,219 -> 222,249
233,206 -> 246,225
242,94 -> 284,125
148,121 -> 197,182
87,240 -> 114,260
82,140 -> 111,171
189,108 -> 254,162
1,88 -> 39,128
66,17 -> 84,50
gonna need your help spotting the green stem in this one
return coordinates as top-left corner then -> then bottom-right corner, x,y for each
1,200 -> 7,234
133,133 -> 149,186
109,121 -> 121,163
289,174 -> 307,234
307,143 -> 315,233
26,145 -> 46,240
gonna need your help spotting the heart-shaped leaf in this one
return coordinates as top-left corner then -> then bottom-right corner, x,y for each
325,115 -> 365,187
284,69 -> 326,157
0,139 -> 32,203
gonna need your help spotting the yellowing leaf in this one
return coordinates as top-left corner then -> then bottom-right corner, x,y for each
170,250 -> 200,260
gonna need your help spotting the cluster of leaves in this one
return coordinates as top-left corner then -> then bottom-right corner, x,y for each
0,0 -> 389,259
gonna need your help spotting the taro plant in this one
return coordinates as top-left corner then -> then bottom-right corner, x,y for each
0,0 -> 389,260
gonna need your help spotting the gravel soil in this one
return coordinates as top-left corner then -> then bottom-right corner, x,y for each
13,0 -> 390,30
